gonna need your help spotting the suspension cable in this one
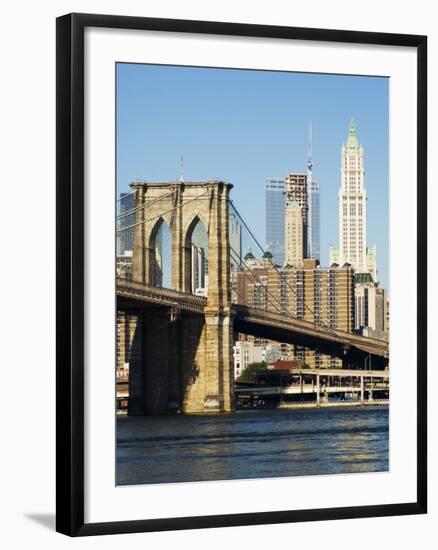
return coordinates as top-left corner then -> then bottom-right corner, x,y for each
229,246 -> 289,317
117,189 -> 211,233
231,284 -> 253,309
228,198 -> 350,345
117,189 -> 176,220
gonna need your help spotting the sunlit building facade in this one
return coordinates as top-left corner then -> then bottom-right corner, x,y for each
338,118 -> 368,273
284,202 -> 304,267
231,257 -> 355,368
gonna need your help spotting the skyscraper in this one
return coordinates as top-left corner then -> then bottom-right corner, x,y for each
309,180 -> 320,261
306,122 -> 320,261
284,173 -> 308,261
366,244 -> 377,282
354,273 -> 389,340
329,245 -> 340,266
118,192 -> 135,255
229,212 -> 242,269
338,118 -> 368,273
284,202 -> 303,267
191,243 -> 208,295
265,177 -> 286,266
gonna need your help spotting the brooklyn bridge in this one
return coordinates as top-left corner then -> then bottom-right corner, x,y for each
117,180 -> 389,415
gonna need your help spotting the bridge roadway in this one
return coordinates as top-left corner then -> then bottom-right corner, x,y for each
117,279 -> 389,361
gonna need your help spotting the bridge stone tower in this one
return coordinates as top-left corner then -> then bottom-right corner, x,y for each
128,180 -> 234,414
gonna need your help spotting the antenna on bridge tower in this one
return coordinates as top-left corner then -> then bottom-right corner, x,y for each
180,155 -> 185,182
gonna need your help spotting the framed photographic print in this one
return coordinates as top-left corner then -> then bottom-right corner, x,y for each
56,13 -> 427,536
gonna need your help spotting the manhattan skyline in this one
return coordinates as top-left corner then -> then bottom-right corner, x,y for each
116,63 -> 389,288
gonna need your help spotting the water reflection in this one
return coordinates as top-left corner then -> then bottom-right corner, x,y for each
116,406 -> 389,485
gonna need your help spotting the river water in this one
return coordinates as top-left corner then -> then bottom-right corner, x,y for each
116,405 -> 388,486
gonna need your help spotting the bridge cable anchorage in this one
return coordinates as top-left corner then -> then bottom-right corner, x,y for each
229,245 -> 292,318
116,189 -> 212,233
228,199 -> 352,346
116,189 -> 177,220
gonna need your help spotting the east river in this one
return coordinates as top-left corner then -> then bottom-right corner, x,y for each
116,405 -> 389,486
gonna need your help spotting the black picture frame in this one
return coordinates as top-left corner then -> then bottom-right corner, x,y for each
56,12 -> 427,537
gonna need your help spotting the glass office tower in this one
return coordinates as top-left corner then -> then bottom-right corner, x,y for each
119,192 -> 135,255
265,177 -> 286,266
309,179 -> 320,261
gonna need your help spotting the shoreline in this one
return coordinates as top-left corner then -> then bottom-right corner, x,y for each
117,400 -> 389,415
274,399 -> 389,411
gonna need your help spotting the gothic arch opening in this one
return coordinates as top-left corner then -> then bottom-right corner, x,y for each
185,216 -> 209,295
149,218 -> 173,289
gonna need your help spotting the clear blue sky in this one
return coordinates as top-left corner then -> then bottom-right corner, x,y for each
116,63 -> 389,289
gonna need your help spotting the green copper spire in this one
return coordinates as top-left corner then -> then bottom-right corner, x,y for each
346,116 -> 359,148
